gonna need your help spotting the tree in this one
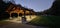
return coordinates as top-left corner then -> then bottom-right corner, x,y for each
41,0 -> 60,16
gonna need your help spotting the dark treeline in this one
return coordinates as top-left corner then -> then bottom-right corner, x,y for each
0,0 -> 10,20
38,0 -> 60,16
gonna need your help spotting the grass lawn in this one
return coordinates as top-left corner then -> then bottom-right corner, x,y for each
28,15 -> 60,28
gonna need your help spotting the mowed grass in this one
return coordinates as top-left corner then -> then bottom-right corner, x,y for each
29,15 -> 60,28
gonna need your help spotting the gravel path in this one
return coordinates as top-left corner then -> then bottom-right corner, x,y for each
0,23 -> 48,28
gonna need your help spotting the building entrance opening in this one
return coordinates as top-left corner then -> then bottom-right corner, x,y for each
11,13 -> 18,17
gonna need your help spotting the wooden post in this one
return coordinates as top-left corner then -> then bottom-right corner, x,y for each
30,11 -> 31,19
18,13 -> 19,18
10,13 -> 12,19
24,9 -> 25,17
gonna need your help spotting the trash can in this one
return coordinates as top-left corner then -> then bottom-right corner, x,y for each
22,17 -> 27,24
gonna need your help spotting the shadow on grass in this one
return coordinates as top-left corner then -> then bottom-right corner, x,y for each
27,16 -> 60,28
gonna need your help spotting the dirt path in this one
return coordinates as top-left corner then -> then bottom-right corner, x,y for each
0,23 -> 47,28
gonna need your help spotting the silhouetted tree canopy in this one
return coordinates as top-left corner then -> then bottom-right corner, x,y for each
0,0 -> 12,20
40,0 -> 60,16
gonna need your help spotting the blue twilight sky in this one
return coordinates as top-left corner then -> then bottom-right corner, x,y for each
14,0 -> 54,12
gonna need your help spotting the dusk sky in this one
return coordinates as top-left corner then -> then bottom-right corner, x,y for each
14,0 -> 54,12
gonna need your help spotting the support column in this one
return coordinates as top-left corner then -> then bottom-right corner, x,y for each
30,11 -> 31,19
10,13 -> 12,19
18,13 -> 19,18
18,13 -> 21,21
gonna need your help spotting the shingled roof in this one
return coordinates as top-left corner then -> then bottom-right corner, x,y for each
6,2 -> 35,15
